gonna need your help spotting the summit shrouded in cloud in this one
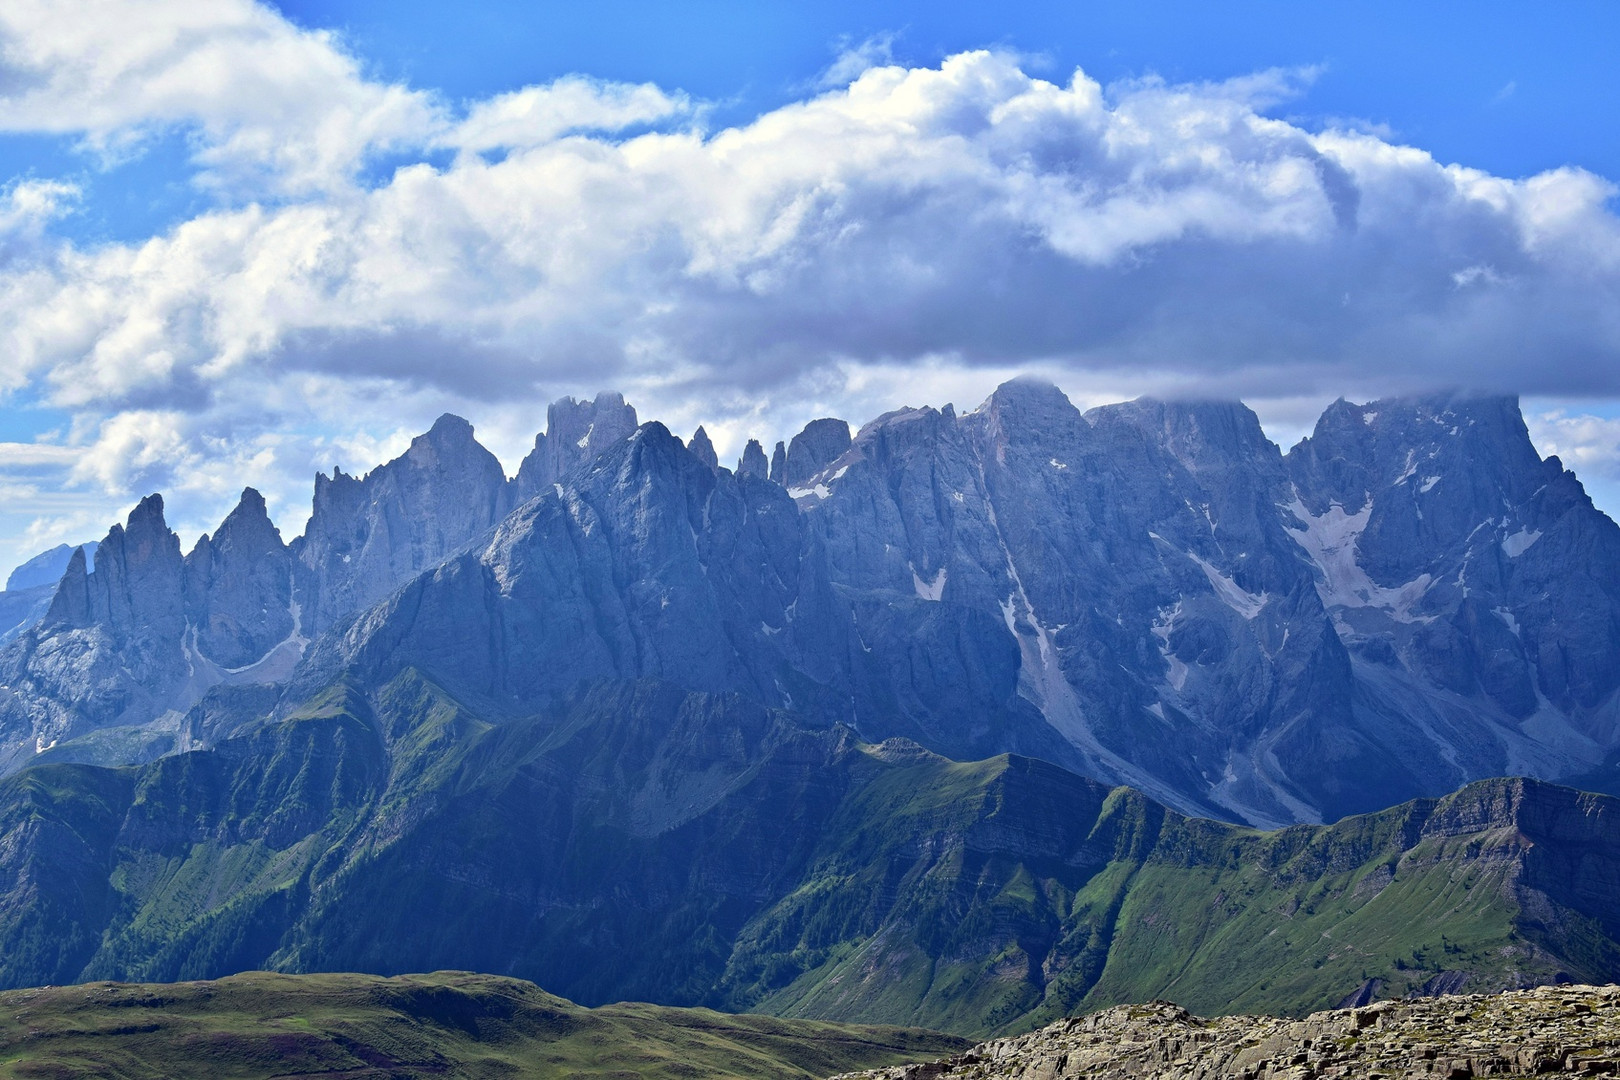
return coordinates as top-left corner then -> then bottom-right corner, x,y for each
1,1 -> 1619,565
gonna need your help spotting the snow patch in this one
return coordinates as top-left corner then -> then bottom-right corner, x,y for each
221,598 -> 309,676
1151,602 -> 1188,691
1187,552 -> 1266,620
999,594 -> 1019,637
1049,458 -> 1069,469
790,463 -> 848,502
577,423 -> 594,449
911,565 -> 947,601
1501,527 -> 1542,557
1362,411 -> 1377,425
984,480 -> 1196,815
1494,606 -> 1520,636
1286,495 -> 1433,621
1420,475 -> 1440,493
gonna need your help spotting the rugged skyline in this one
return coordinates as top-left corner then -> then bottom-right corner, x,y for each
1,3 -> 1620,570
0,379 -> 1617,1029
5,381 -> 1616,830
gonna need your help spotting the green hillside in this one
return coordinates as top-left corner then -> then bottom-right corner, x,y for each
0,970 -> 964,1079
735,760 -> 1615,1032
0,672 -> 1617,1038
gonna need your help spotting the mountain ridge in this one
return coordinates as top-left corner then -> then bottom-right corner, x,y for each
1,667 -> 1618,1034
0,382 -> 1616,827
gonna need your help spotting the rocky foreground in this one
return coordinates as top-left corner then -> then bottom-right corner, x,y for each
832,984 -> 1620,1079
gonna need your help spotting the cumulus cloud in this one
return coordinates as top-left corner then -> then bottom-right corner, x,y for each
10,48 -> 1620,405
0,178 -> 78,236
1527,409 -> 1620,481
0,0 -> 439,194
3,3 -> 1620,564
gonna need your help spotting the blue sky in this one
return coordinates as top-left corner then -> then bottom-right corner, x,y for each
1,0 -> 1619,567
17,1 -> 1620,248
269,0 -> 1620,176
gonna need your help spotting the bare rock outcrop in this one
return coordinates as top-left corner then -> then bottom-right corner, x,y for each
832,984 -> 1620,1080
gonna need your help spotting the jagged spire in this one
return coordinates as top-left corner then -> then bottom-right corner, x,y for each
688,426 -> 719,471
737,438 -> 769,479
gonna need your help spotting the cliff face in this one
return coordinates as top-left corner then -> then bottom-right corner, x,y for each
296,413 -> 512,636
2,382 -> 1620,831
183,487 -> 295,669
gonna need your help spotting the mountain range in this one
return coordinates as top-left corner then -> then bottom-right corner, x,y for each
2,381 -> 1616,826
0,380 -> 1617,1031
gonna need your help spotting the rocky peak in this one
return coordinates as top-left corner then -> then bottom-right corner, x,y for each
971,378 -> 1089,466
205,488 -> 282,557
769,440 -> 787,485
124,494 -> 179,562
44,495 -> 184,636
1087,397 -> 1296,567
16,496 -> 193,743
184,488 -> 295,670
297,416 -> 510,635
1279,390 -> 1620,723
1281,390 -> 1552,590
981,376 -> 1082,426
783,418 -> 853,488
515,392 -> 641,499
737,439 -> 770,480
416,412 -> 477,450
1285,392 -> 1541,515
688,426 -> 719,471
39,545 -> 91,627
5,541 -> 98,593
1093,398 -> 1284,482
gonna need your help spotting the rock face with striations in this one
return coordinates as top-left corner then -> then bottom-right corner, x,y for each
513,392 -> 639,501
0,497 -> 188,769
1,380 -> 1619,827
183,488 -> 296,670
687,425 -> 720,471
783,417 -> 852,489
295,413 -> 510,636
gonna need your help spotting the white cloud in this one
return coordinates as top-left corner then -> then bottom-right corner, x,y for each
0,178 -> 79,236
449,76 -> 690,153
4,13 -> 1620,559
0,0 -> 439,195
816,33 -> 898,90
0,441 -> 77,467
8,47 -> 1619,411
1526,409 -> 1620,481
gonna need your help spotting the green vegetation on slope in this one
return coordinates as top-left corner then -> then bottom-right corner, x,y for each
730,760 -> 1620,1035
0,672 -> 1617,1040
0,970 -> 966,1080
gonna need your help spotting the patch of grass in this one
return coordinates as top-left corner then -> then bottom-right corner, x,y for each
0,970 -> 967,1080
